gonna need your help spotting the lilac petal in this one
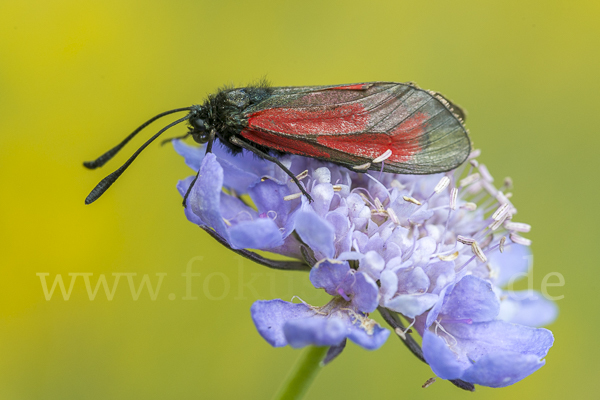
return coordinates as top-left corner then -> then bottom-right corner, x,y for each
383,293 -> 438,318
294,211 -> 335,259
489,244 -> 532,288
461,351 -> 546,388
346,320 -> 390,350
423,261 -> 456,294
440,275 -> 500,323
423,331 -> 465,380
311,183 -> 334,216
411,236 -> 437,267
177,177 -> 205,227
228,218 -> 284,249
358,250 -> 385,281
350,272 -> 379,313
284,318 -> 347,348
498,290 -> 559,327
250,300 -> 316,347
397,267 -> 430,294
309,260 -> 351,296
379,270 -> 398,302
445,320 -> 554,359
189,153 -> 229,240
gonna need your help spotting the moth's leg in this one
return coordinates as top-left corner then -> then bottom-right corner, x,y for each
229,136 -> 313,202
182,168 -> 201,207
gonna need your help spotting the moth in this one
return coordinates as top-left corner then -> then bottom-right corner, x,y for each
84,81 -> 470,204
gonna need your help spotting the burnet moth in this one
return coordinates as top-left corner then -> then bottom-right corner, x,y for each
84,81 -> 470,205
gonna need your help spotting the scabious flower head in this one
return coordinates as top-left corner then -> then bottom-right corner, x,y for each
175,141 -> 557,389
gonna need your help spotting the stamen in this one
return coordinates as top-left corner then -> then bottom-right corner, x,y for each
422,378 -> 436,389
490,212 -> 509,230
403,195 -> 422,205
390,180 -> 405,190
503,177 -> 513,190
478,164 -> 494,182
472,241 -> 487,263
461,202 -> 477,211
438,251 -> 459,261
510,233 -> 532,246
492,203 -> 509,220
332,184 -> 343,192
353,162 -> 371,171
222,218 -> 232,227
387,207 -> 400,224
295,170 -> 309,180
505,222 -> 531,232
457,235 -> 475,245
283,192 -> 302,201
394,327 -> 406,340
373,149 -> 393,163
469,159 -> 479,168
434,176 -> 450,193
469,149 -> 481,159
499,236 -> 506,253
374,197 -> 385,211
460,173 -> 480,187
450,188 -> 458,210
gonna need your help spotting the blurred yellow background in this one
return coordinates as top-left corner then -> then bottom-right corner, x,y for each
1,0 -> 597,398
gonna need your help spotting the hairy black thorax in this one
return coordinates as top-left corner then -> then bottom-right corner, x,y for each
198,83 -> 273,155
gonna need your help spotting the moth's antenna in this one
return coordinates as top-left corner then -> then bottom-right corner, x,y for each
85,113 -> 194,205
83,107 -> 193,170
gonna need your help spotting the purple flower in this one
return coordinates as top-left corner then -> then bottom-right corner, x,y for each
175,141 -> 557,389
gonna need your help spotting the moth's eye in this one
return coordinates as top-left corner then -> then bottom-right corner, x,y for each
192,131 -> 210,144
192,118 -> 206,131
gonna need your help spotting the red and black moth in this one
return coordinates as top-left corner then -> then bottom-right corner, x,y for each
84,81 -> 471,204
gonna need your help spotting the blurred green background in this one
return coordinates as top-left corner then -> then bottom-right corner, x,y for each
1,0 -> 597,398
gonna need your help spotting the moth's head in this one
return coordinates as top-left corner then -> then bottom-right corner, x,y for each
188,106 -> 212,144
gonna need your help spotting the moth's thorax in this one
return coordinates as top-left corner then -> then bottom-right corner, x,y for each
202,85 -> 273,154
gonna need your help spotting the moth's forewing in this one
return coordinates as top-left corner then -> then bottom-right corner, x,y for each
242,82 -> 470,174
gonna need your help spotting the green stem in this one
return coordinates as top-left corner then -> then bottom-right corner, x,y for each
272,346 -> 329,400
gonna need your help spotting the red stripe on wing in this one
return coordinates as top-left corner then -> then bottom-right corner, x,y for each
240,130 -> 332,159
247,103 -> 369,136
315,112 -> 427,162
325,83 -> 373,90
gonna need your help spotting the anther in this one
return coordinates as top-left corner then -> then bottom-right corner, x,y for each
460,173 -> 480,187
434,176 -> 450,193
387,207 -> 400,224
470,159 -> 479,168
472,241 -> 487,262
510,233 -> 532,246
450,188 -> 458,210
373,149 -> 393,163
499,236 -> 506,253
403,196 -> 422,205
457,235 -> 475,245
353,162 -> 371,171
284,192 -> 303,201
438,251 -> 459,261
492,203 -> 509,220
296,170 -> 309,180
504,222 -> 531,233
332,184 -> 343,192
422,378 -> 436,389
469,149 -> 481,159
461,202 -> 477,211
